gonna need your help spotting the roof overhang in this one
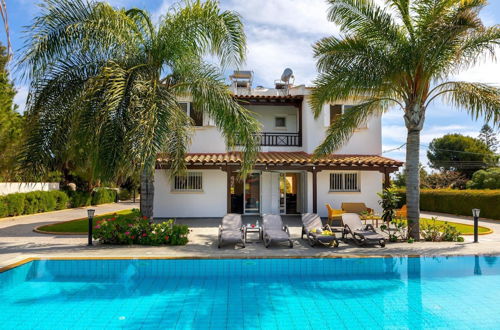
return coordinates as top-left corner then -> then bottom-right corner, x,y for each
157,152 -> 403,172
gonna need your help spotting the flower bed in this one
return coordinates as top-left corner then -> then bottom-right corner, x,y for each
93,213 -> 189,245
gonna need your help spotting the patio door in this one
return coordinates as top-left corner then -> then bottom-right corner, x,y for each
244,173 -> 260,214
278,172 -> 301,214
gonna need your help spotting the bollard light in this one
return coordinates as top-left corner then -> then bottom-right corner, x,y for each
472,209 -> 480,243
87,209 -> 95,246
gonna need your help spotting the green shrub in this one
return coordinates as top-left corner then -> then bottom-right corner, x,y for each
395,189 -> 500,219
467,168 -> 500,189
52,191 -> 69,210
421,217 -> 463,242
23,191 -> 41,214
118,189 -> 132,201
6,193 -> 25,216
0,196 -> 7,218
40,191 -> 57,212
68,191 -> 92,208
91,188 -> 117,205
93,215 -> 189,246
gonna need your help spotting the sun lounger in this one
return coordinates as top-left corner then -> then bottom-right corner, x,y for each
301,213 -> 339,247
262,214 -> 293,248
218,214 -> 245,248
342,213 -> 386,247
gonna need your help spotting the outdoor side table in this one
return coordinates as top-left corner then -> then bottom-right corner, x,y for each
244,226 -> 262,243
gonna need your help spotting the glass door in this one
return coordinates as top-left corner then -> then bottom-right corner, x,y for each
279,173 -> 286,214
244,173 -> 260,214
285,173 -> 299,214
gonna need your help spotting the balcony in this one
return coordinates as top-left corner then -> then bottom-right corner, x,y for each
237,132 -> 302,147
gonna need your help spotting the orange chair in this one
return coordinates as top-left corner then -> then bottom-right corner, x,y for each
395,205 -> 407,219
325,203 -> 344,225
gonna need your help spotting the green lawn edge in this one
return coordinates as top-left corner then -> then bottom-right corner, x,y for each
36,209 -> 138,233
419,218 -> 490,235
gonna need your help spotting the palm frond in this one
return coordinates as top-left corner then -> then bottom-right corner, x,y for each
386,0 -> 414,35
171,61 -> 260,175
313,99 -> 388,157
326,0 -> 403,45
157,0 -> 246,68
433,81 -> 500,125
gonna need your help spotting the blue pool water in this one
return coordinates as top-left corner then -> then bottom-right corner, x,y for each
1,256 -> 500,329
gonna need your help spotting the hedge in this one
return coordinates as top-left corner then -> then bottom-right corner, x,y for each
91,188 -> 117,205
395,189 -> 500,220
0,188 -> 117,218
0,190 -> 69,217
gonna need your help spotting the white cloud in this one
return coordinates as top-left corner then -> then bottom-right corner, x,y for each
243,26 -> 318,84
13,85 -> 28,114
454,55 -> 500,85
221,0 -> 339,36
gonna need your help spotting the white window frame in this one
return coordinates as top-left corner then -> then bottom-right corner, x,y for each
329,171 -> 360,192
172,172 -> 203,192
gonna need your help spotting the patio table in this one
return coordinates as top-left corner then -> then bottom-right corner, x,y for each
244,225 -> 262,243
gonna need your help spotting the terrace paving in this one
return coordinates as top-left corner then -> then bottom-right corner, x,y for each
1,203 -> 499,270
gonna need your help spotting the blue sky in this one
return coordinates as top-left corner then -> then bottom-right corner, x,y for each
3,0 -> 500,165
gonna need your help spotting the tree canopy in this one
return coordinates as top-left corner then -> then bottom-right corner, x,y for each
18,0 -> 260,185
427,133 -> 496,177
479,124 -> 499,152
0,42 -> 22,180
311,0 -> 500,238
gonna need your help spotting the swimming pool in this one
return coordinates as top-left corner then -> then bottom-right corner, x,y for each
1,256 -> 499,329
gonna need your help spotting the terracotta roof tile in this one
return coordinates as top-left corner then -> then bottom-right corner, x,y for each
234,95 -> 303,100
157,152 -> 403,168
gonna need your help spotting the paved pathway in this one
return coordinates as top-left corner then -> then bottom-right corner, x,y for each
1,206 -> 499,269
0,202 -> 138,267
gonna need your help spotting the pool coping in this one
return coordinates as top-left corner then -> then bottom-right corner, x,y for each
3,254 -> 500,274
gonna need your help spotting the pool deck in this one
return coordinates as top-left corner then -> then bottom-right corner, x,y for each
1,202 -> 499,269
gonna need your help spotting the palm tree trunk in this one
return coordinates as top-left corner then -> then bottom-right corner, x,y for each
140,168 -> 154,219
406,128 -> 421,239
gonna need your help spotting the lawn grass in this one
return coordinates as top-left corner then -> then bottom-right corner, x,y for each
37,209 -> 139,233
419,218 -> 490,235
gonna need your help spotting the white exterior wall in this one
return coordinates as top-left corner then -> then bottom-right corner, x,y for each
301,96 -> 382,155
153,169 -> 226,218
315,171 -> 383,218
153,84 -> 388,218
188,127 -> 227,153
0,182 -> 60,196
247,105 -> 297,133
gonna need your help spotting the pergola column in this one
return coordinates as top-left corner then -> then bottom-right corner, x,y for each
225,166 -> 232,213
312,169 -> 318,214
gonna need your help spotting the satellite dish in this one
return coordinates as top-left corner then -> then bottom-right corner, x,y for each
281,68 -> 293,83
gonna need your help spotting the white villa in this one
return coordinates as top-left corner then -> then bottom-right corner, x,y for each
153,70 -> 402,218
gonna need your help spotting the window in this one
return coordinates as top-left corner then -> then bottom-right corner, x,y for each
330,104 -> 342,124
329,172 -> 360,192
179,102 -> 203,127
329,104 -> 368,129
172,172 -> 203,192
275,116 -> 286,128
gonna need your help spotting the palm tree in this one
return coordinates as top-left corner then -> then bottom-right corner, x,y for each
19,0 -> 260,218
311,0 -> 500,238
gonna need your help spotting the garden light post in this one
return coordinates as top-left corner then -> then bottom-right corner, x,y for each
472,209 -> 480,243
87,209 -> 95,246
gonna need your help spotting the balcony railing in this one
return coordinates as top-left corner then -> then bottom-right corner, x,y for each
236,132 -> 302,147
